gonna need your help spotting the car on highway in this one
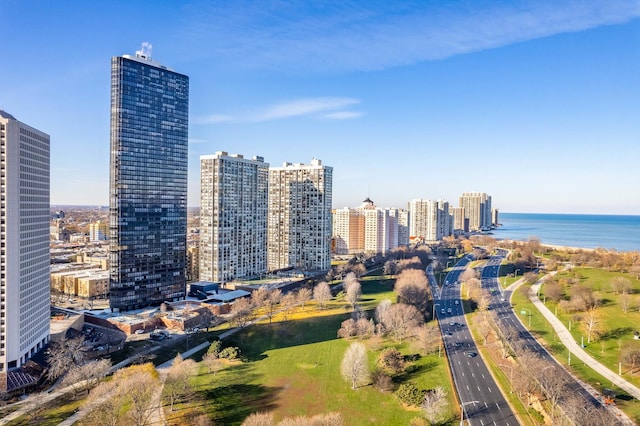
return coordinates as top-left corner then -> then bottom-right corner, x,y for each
440,308 -> 445,314
466,351 -> 477,358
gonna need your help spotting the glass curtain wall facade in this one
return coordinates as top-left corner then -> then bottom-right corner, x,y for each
109,53 -> 189,311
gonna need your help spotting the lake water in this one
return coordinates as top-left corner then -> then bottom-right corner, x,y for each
492,213 -> 640,252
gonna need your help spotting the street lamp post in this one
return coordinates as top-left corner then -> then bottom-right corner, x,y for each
432,303 -> 440,321
522,308 -> 532,327
460,400 -> 479,426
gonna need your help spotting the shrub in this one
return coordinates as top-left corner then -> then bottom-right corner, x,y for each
394,383 -> 426,407
219,346 -> 239,360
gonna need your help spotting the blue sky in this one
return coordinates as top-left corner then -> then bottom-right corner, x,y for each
1,0 -> 639,214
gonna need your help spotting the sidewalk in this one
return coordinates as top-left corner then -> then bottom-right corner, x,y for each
529,280 -> 640,401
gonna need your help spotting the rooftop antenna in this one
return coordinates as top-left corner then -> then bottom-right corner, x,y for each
136,42 -> 153,60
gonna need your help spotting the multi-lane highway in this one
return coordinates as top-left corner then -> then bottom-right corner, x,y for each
429,254 -> 518,425
481,249 -> 626,425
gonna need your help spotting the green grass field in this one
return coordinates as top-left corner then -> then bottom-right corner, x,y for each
510,286 -> 640,423
167,275 -> 459,425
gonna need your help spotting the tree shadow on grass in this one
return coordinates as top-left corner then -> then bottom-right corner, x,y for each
393,359 -> 439,385
600,327 -> 633,341
226,313 -> 352,361
202,382 -> 283,425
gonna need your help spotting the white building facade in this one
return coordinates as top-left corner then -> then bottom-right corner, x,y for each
268,159 -> 332,271
200,152 -> 269,282
459,192 -> 492,231
409,199 -> 453,242
0,111 -> 50,372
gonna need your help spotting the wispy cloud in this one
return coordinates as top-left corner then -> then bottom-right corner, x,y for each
188,137 -> 209,144
194,97 -> 362,124
322,111 -> 363,120
178,0 -> 640,72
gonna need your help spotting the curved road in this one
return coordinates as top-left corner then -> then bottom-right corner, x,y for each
481,249 -> 628,425
429,255 -> 518,425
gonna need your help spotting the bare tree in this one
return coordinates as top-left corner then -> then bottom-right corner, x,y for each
344,275 -> 362,310
24,392 -> 49,424
202,352 -> 224,375
610,276 -> 632,295
476,312 -> 492,346
85,380 -> 124,426
621,346 -> 640,374
394,269 -> 430,313
118,363 -> 160,426
544,280 -> 563,303
46,336 -> 86,380
230,297 -> 253,327
61,358 -> 112,397
242,412 -> 274,426
337,318 -> 358,339
314,281 -> 332,309
280,292 -> 297,317
340,342 -> 370,389
381,303 -> 424,341
581,307 -> 602,343
414,323 -> 441,355
421,386 -> 448,425
460,268 -> 478,283
621,291 -> 631,314
251,287 -> 269,309
296,287 -> 312,309
165,354 -> 196,411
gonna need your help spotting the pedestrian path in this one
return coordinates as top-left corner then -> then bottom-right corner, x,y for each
529,280 -> 640,401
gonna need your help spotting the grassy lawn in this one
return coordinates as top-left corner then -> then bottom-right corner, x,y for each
540,268 -> 640,388
165,275 -> 459,425
510,287 -> 640,423
5,393 -> 84,426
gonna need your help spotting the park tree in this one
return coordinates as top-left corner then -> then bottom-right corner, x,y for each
340,342 -> 370,389
344,275 -> 362,310
262,289 -> 282,324
314,281 -> 332,309
581,307 -> 602,343
377,348 -> 405,374
165,354 -> 196,411
117,363 -> 160,426
460,267 -> 478,283
251,287 -> 269,308
621,346 -> 640,373
414,323 -> 441,355
544,279 -> 563,303
421,386 -> 448,425
296,287 -> 312,309
384,259 -> 397,276
85,380 -> 124,426
280,292 -> 297,317
230,297 -> 253,327
381,303 -> 424,341
394,269 -> 430,313
61,358 -> 111,397
46,336 -> 86,380
337,318 -> 358,339
621,291 -> 631,314
610,276 -> 632,295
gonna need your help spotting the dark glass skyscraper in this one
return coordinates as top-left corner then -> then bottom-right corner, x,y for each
109,45 -> 189,311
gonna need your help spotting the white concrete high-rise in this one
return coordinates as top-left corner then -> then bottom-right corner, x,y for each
459,192 -> 492,231
409,199 -> 452,242
268,159 -> 332,271
200,152 -> 269,282
0,111 -> 50,372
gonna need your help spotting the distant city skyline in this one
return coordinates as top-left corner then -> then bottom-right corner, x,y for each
1,1 -> 639,214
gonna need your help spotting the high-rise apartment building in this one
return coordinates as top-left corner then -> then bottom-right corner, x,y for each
0,111 -> 50,372
332,208 -> 365,255
451,206 -> 467,232
268,159 -> 332,271
331,199 -> 407,255
408,199 -> 452,242
109,44 -> 189,311
459,192 -> 492,231
389,208 -> 410,246
200,152 -> 269,282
